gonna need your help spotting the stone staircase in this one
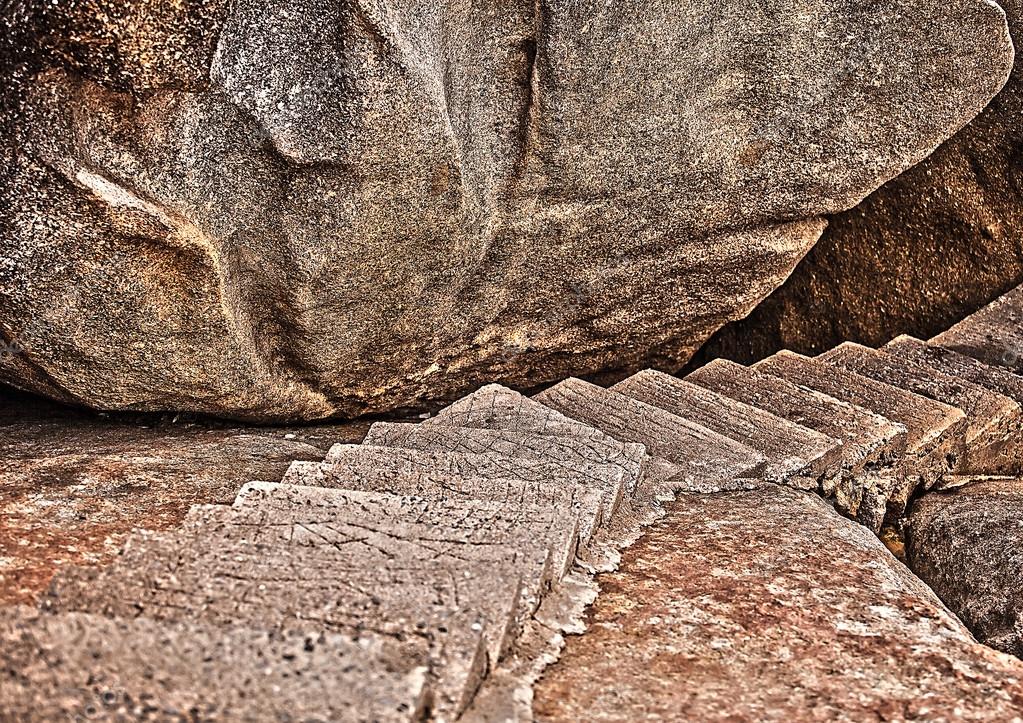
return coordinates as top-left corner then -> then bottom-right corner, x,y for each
4,285 -> 1023,721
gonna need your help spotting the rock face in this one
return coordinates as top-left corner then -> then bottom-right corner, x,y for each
535,485 -> 1023,721
694,0 -> 1023,367
907,477 -> 1023,657
0,1 -> 1013,420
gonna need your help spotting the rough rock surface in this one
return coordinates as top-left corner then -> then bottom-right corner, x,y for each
0,2 -> 1013,420
0,390 -> 369,605
907,477 -> 1023,657
694,1 -> 1023,368
534,485 -> 1023,721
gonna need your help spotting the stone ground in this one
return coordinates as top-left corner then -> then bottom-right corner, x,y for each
0,386 -> 371,605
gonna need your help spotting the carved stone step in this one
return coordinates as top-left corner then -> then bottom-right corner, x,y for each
44,528 -> 503,718
0,608 -> 430,722
533,378 -> 767,492
754,351 -> 967,521
611,369 -> 842,487
282,460 -> 612,538
317,445 -> 611,544
820,342 -> 1023,475
229,481 -> 581,585
886,335 -> 1023,402
363,421 -> 643,498
931,284 -> 1023,372
427,383 -> 620,440
686,358 -> 907,520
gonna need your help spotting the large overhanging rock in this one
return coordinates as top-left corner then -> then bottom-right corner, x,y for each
0,1 -> 1013,420
695,1 -> 1023,366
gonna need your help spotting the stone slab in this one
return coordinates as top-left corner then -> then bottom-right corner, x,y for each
363,422 -> 635,507
611,369 -> 842,486
886,334 -> 1023,404
0,607 -> 429,722
821,341 -> 1023,475
932,283 -> 1023,372
534,378 -> 767,492
534,484 -> 1023,722
319,444 -> 612,543
229,481 -> 580,585
686,358 -> 907,519
282,460 -> 610,542
755,351 -> 967,520
44,529 -> 498,718
907,477 -> 1023,657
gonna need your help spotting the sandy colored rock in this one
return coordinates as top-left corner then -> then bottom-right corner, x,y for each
0,1 -> 1012,420
907,477 -> 1023,657
534,484 -> 1023,722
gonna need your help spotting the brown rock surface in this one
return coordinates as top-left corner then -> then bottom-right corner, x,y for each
693,2 -> 1023,369
0,1 -> 1012,420
907,477 -> 1023,657
534,484 -> 1023,722
0,391 -> 367,605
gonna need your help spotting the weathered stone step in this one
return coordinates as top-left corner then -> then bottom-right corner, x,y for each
364,421 -> 643,498
754,351 -> 967,523
906,476 -> 1023,658
283,460 -> 612,538
931,284 -> 1023,372
0,607 -> 429,722
534,484 -> 1023,721
318,444 -> 617,543
611,369 -> 842,487
685,358 -> 907,521
229,481 -> 581,585
428,383 -> 623,442
886,335 -> 1023,403
533,378 -> 768,492
821,341 -> 1023,475
45,526 -> 502,718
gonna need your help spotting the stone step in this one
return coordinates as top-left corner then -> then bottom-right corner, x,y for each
283,460 -> 612,539
428,383 -> 626,442
906,476 -> 1023,658
820,342 -> 1023,475
533,378 -> 768,492
931,284 -> 1023,372
611,369 -> 843,487
44,528 -> 501,719
685,358 -> 907,520
754,351 -> 967,522
229,481 -> 581,585
886,335 -> 1023,404
45,482 -> 573,717
364,421 -> 643,498
0,607 -> 429,722
318,444 -> 615,544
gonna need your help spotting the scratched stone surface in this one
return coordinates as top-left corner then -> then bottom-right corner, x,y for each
0,606 -> 429,722
0,0 -> 1011,420
0,389 -> 368,606
534,484 -> 1023,722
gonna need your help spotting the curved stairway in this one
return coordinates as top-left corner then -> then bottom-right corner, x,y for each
5,285 -> 1023,721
